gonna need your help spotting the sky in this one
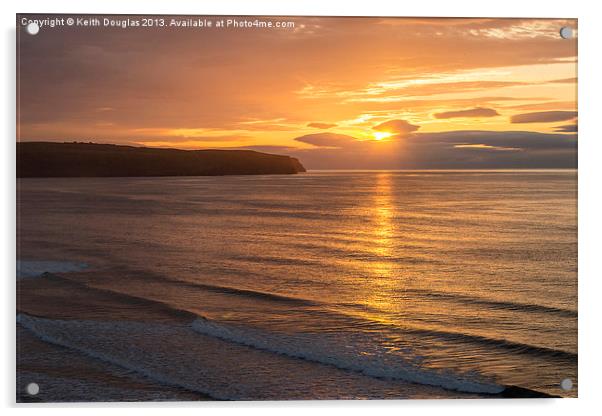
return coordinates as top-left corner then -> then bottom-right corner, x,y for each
17,15 -> 577,169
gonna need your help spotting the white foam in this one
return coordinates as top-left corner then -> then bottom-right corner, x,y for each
16,260 -> 87,279
17,313 -> 472,400
17,313 -> 221,399
191,318 -> 504,394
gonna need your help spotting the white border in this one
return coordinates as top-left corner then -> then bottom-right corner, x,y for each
2,1 -> 600,415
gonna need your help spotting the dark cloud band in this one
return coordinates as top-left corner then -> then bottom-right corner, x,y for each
511,111 -> 577,124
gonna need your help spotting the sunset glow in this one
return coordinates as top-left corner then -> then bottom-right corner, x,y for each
17,16 -> 577,169
372,132 -> 393,141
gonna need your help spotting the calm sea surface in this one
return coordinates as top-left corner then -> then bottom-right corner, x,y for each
17,170 -> 577,400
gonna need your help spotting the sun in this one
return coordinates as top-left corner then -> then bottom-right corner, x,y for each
373,131 -> 393,141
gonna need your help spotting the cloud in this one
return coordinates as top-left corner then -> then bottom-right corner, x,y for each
307,122 -> 337,129
433,107 -> 500,119
129,128 -> 249,141
372,119 -> 420,136
228,145 -> 299,153
511,110 -> 577,123
465,19 -> 571,40
341,80 -> 528,103
234,118 -> 299,132
505,101 -> 576,111
554,124 -> 578,133
413,130 -> 577,151
294,132 -> 359,148
547,77 -> 577,84
453,144 -> 521,151
135,140 -> 245,149
285,129 -> 576,169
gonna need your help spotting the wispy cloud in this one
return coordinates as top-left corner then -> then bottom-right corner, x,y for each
467,20 -> 569,40
433,107 -> 500,119
307,122 -> 337,129
294,133 -> 359,149
554,124 -> 578,133
511,111 -> 577,123
453,144 -> 521,151
547,77 -> 577,84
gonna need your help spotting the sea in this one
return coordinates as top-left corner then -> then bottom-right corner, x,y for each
16,170 -> 578,401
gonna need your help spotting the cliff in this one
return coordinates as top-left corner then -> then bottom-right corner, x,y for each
17,142 -> 306,177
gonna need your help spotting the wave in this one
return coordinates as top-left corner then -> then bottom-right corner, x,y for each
169,280 -> 320,307
36,272 -> 199,322
16,313 -> 480,400
17,313 -> 222,400
40,272 -> 576,363
230,254 -> 326,267
173,280 -> 577,361
18,301 -> 557,399
140,269 -> 575,324
401,327 -> 577,362
401,288 -> 577,318
18,311 -> 503,397
106,271 -> 322,307
190,318 -> 504,394
17,260 -> 87,279
230,252 -> 439,267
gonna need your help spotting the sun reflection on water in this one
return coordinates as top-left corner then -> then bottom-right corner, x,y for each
370,172 -> 395,279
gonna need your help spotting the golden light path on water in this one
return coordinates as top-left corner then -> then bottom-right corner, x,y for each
359,172 -> 400,318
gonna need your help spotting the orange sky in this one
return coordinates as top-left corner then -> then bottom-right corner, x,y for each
17,16 -> 577,168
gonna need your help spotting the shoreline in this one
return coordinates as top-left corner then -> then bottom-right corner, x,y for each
16,270 -> 568,401
17,325 -> 213,403
17,270 -> 214,402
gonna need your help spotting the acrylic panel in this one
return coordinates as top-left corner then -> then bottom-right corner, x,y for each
16,14 -> 577,402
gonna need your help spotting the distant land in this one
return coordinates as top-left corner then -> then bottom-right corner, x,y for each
17,142 -> 306,178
